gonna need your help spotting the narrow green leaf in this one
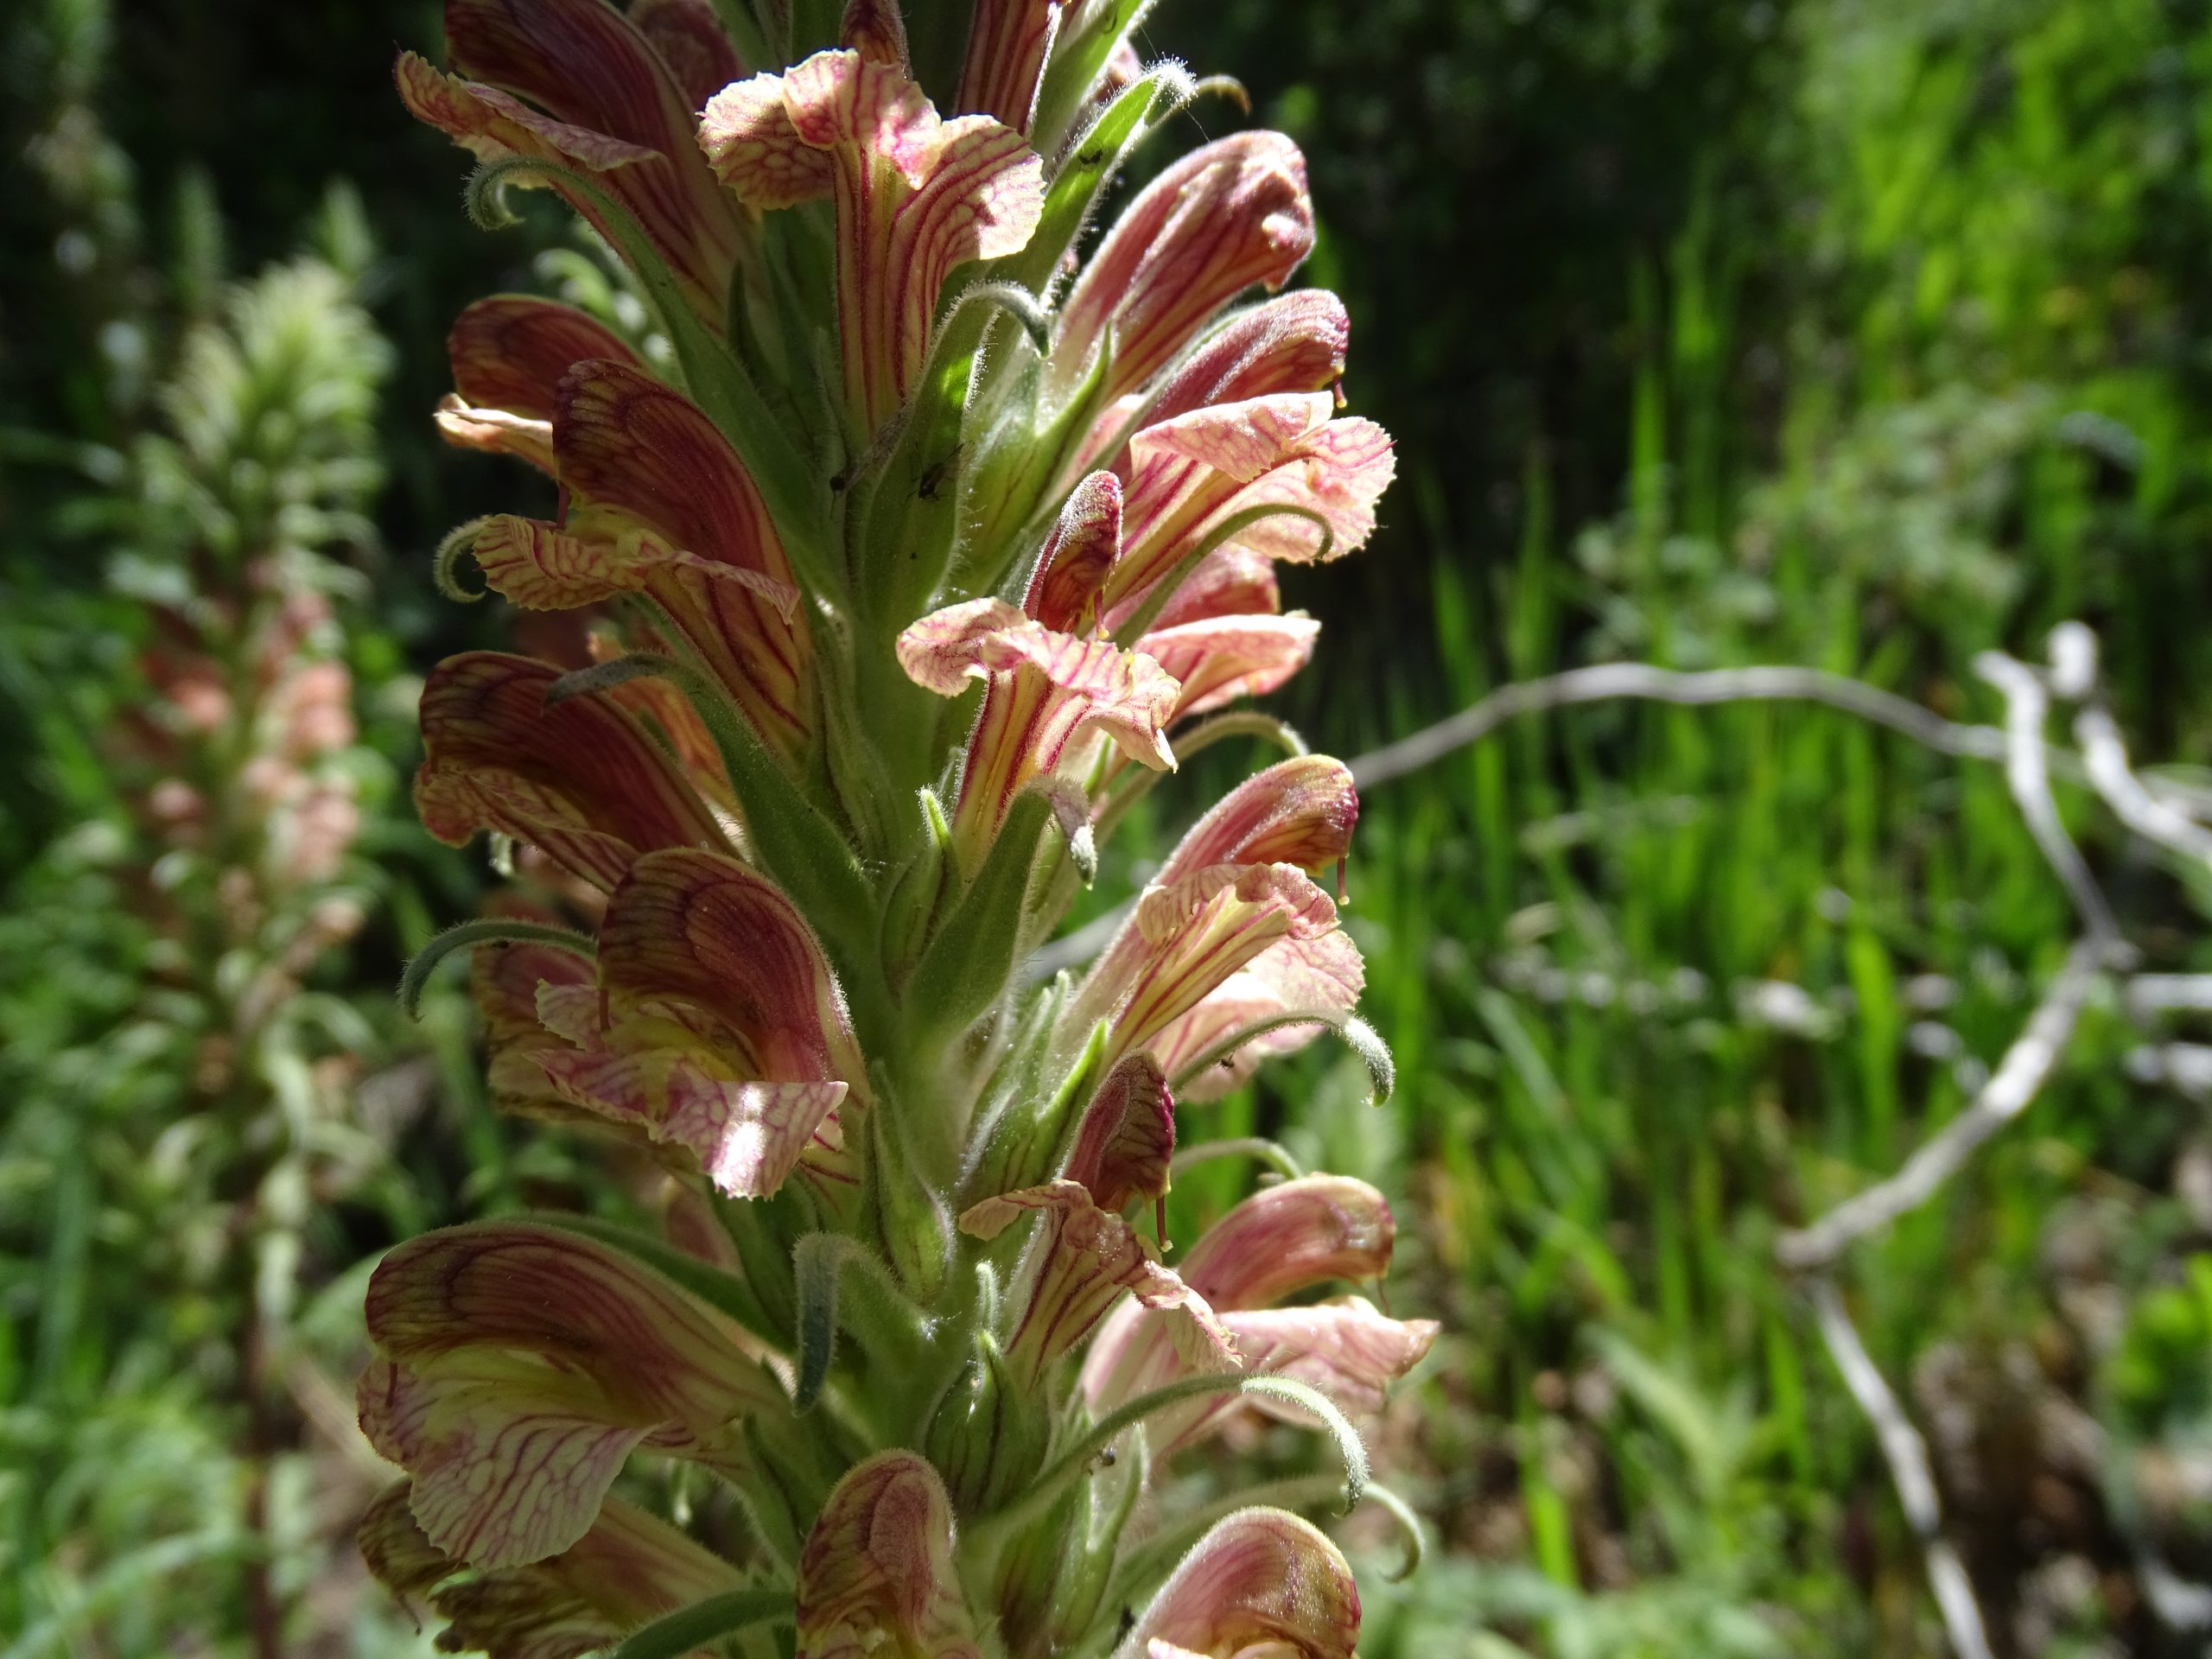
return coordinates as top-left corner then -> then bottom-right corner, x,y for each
609,1588 -> 792,1659
907,791 -> 1052,1042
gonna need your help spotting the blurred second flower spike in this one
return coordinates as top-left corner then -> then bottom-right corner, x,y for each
371,0 -> 1418,1653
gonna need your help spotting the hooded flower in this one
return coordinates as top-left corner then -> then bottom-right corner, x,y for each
360,1480 -> 745,1659
1115,1508 -> 1361,1659
1083,1176 -> 1433,1459
1051,132 -> 1316,407
961,1179 -> 1236,1390
898,472 -> 1179,871
701,48 -> 1045,435
1064,860 -> 1363,1093
530,848 -> 863,1198
395,0 -> 746,327
434,294 -> 643,474
1104,391 -> 1395,629
469,358 -> 817,761
359,1222 -> 784,1569
415,652 -> 732,892
795,1452 -> 983,1659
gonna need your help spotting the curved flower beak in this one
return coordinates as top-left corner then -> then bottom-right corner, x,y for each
395,0 -> 745,327
1115,1508 -> 1361,1659
359,1222 -> 782,1569
702,48 -> 1045,436
797,1452 -> 984,1659
434,295 -> 642,474
360,1479 -> 744,1656
415,652 -> 732,892
1052,132 -> 1316,407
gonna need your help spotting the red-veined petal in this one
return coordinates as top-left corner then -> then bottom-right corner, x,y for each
1023,469 -> 1122,634
360,1482 -> 746,1657
1115,1509 -> 1360,1659
415,652 -> 729,891
440,0 -> 743,319
961,1179 -> 1235,1388
359,1222 -> 774,1568
1063,1052 -> 1174,1214
796,1452 -> 982,1659
957,0 -> 1065,131
1054,132 -> 1314,407
552,360 -> 814,757
702,50 -> 1044,434
598,848 -> 868,1084
1139,613 -> 1319,722
629,0 -> 747,111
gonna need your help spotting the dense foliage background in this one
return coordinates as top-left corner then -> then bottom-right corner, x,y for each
8,0 -> 2212,1653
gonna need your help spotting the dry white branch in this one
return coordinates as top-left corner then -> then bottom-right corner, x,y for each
1808,1277 -> 1994,1659
1973,650 -> 2120,944
1345,663 -> 2014,790
2076,702 -> 2212,870
2126,975 -> 2212,1014
1777,938 -> 2107,1269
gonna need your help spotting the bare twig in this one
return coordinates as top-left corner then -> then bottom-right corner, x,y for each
1345,663 -> 2016,790
1808,1277 -> 1993,1659
2126,975 -> 2212,1015
2076,702 -> 2212,870
1972,651 -> 2120,944
1777,937 -> 2107,1269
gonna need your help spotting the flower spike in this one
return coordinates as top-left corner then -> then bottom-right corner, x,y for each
393,0 -> 1409,1645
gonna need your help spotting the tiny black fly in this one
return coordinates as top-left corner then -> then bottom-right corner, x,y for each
918,443 -> 964,501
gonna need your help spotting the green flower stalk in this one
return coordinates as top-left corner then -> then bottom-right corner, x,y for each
368,3 -> 1431,1654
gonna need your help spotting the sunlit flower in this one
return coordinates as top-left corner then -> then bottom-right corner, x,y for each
1084,1177 -> 1435,1459
701,46 -> 1044,435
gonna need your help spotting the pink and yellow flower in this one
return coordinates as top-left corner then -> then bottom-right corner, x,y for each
702,48 -> 1044,435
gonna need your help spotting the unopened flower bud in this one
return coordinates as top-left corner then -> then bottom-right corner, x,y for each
924,1330 -> 1046,1514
